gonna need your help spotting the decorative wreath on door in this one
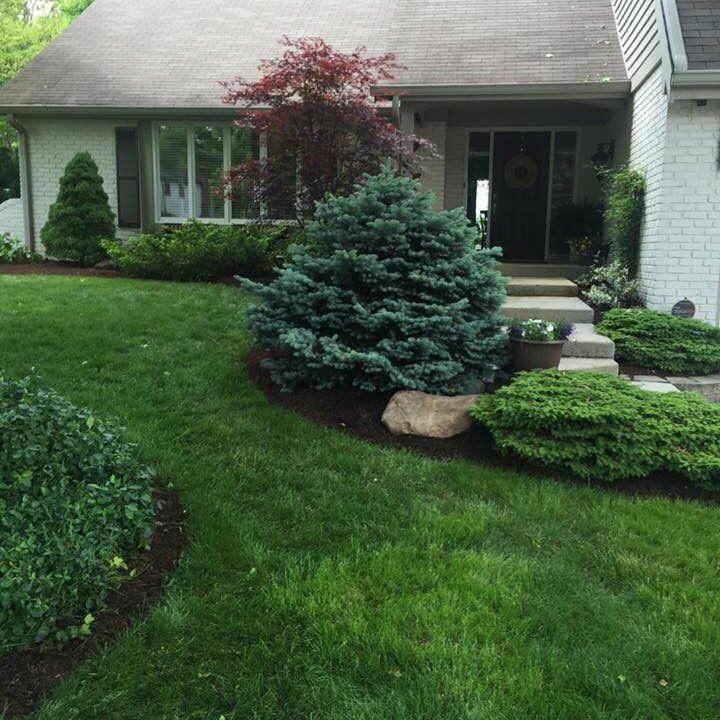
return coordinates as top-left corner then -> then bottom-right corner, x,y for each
504,153 -> 539,190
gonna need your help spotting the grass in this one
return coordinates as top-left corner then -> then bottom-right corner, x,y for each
1,274 -> 719,720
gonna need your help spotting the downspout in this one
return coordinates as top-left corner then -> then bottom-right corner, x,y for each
7,115 -> 35,253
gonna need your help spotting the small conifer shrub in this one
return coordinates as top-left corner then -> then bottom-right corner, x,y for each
240,167 -> 509,393
41,151 -> 115,265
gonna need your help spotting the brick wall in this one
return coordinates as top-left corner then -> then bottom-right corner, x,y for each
649,99 -> 720,323
23,118 -> 137,252
630,67 -> 670,310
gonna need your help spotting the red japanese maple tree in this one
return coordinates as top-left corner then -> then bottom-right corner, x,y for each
221,36 -> 431,223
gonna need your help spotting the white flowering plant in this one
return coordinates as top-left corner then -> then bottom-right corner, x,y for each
508,319 -> 575,342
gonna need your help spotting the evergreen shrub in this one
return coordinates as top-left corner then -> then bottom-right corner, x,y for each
240,167 -> 509,393
602,166 -> 645,276
0,376 -> 157,649
40,151 -> 116,265
102,220 -> 289,281
470,370 -> 720,487
597,308 -> 720,374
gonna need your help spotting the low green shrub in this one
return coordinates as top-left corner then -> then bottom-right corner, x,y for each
0,232 -> 43,264
102,220 -> 290,281
470,370 -> 720,487
0,376 -> 157,650
597,308 -> 720,374
578,261 -> 642,310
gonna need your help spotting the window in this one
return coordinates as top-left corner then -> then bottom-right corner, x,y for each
158,125 -> 190,220
194,126 -> 225,219
548,131 -> 579,258
466,132 -> 491,245
230,126 -> 260,220
116,129 -> 140,228
154,123 -> 262,223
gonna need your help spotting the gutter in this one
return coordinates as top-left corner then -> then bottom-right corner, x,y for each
371,81 -> 631,102
0,105 -> 243,118
7,115 -> 34,253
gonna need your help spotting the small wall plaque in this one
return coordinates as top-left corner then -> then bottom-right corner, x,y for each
671,298 -> 696,319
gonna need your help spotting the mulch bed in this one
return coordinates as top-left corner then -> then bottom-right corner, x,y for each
0,487 -> 186,719
0,261 -> 122,279
248,348 -> 720,505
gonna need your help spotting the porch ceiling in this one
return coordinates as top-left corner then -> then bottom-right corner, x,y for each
413,99 -> 627,127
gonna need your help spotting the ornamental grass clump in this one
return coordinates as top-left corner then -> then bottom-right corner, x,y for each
239,167 -> 509,393
0,376 -> 157,650
470,370 -> 720,487
597,308 -> 720,374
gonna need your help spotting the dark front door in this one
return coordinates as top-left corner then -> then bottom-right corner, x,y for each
491,131 -> 551,262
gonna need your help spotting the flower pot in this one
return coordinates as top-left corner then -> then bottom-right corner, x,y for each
511,338 -> 566,371
569,250 -> 593,266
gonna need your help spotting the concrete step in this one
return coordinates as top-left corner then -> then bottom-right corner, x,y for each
559,357 -> 619,375
500,263 -> 588,279
562,323 -> 615,359
502,296 -> 594,324
507,277 -> 578,297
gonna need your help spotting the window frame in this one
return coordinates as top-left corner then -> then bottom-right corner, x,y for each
152,121 -> 271,226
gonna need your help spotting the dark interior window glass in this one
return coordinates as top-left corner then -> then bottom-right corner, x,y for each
116,128 -> 140,227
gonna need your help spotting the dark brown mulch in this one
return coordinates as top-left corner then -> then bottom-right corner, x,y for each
0,262 -> 276,286
0,487 -> 186,719
0,261 -> 122,278
619,365 -> 664,379
248,347 -> 720,505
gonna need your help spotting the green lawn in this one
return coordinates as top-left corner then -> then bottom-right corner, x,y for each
1,275 -> 719,720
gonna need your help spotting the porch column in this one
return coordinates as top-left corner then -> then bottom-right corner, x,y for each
413,110 -> 447,211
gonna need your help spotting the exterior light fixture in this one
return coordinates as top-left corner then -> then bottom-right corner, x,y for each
591,140 -> 615,168
482,363 -> 499,394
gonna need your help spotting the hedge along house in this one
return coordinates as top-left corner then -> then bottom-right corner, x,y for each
0,0 -> 718,322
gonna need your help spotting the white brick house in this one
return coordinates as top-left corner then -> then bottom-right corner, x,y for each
0,0 -> 719,322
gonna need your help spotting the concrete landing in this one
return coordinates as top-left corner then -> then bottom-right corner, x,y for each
506,277 -> 578,297
502,296 -> 594,324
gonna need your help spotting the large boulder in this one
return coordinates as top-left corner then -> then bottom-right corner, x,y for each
381,390 -> 481,439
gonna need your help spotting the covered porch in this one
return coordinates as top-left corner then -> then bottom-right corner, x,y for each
399,84 -> 630,266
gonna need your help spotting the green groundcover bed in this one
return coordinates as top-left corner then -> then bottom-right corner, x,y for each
0,276 -> 719,720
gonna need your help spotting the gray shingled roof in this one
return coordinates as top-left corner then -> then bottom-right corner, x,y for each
0,0 -> 627,110
676,0 -> 720,70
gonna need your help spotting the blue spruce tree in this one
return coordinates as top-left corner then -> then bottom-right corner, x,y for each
241,167 -> 508,393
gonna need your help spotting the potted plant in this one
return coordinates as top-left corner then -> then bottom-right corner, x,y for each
568,236 -> 593,265
509,319 -> 575,371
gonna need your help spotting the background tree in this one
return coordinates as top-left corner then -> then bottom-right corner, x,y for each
240,167 -> 509,394
222,36 -> 432,223
41,151 -> 115,265
0,0 -> 93,202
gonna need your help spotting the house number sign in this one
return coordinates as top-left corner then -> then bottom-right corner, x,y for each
671,298 -> 696,319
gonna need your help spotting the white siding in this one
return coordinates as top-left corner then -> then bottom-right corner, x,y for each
444,126 -> 466,211
612,0 -> 662,87
416,120 -> 447,211
23,118 -> 137,252
640,99 -> 720,323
